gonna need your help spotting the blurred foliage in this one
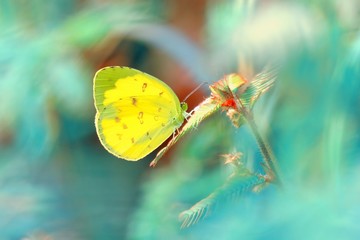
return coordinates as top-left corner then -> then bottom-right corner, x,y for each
0,0 -> 359,239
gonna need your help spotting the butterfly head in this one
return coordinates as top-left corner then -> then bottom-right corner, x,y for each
180,102 -> 188,112
180,102 -> 190,121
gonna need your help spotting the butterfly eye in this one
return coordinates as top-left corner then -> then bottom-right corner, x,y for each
181,102 -> 188,112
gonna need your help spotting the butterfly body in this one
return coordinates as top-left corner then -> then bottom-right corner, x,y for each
94,66 -> 187,161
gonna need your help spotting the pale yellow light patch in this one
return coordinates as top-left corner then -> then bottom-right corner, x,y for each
227,74 -> 247,92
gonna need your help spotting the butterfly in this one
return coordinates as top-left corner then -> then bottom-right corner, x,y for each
93,66 -> 188,161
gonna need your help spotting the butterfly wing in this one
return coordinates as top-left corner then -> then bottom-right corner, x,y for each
93,66 -> 185,160
94,66 -> 181,112
95,96 -> 183,160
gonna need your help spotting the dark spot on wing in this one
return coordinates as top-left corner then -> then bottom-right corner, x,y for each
142,83 -> 147,92
158,107 -> 162,112
159,92 -> 164,96
122,123 -> 128,129
131,137 -> 135,144
146,132 -> 152,140
115,117 -> 120,123
132,97 -> 137,106
138,112 -> 144,124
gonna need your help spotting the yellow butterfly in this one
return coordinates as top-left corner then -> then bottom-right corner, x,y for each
93,66 -> 188,161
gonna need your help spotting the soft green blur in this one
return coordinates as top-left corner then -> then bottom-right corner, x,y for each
0,0 -> 359,239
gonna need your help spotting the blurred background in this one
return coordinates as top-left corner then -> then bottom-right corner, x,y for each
0,0 -> 360,239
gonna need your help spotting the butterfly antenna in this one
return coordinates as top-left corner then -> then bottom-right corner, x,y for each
182,82 -> 207,102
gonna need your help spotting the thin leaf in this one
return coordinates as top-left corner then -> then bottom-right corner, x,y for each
179,174 -> 266,228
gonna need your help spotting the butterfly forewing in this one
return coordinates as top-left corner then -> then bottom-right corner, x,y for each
94,66 -> 180,111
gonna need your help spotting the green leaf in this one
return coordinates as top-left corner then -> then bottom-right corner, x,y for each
179,174 -> 266,228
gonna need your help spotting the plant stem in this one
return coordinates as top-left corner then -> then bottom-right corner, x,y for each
234,98 -> 282,187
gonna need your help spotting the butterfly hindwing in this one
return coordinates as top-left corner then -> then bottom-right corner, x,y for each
96,97 -> 182,160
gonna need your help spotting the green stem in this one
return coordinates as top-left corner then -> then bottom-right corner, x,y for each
234,98 -> 282,186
